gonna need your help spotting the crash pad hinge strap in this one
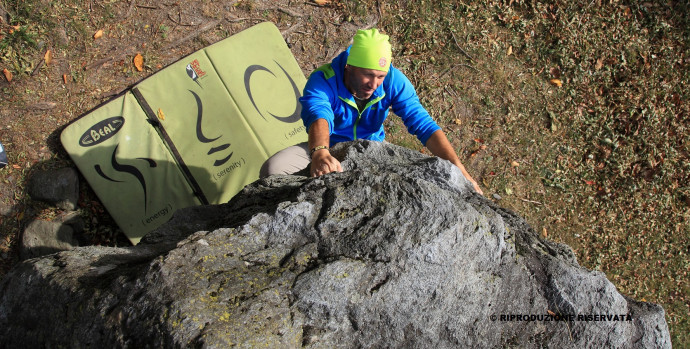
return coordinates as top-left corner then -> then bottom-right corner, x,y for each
131,88 -> 209,205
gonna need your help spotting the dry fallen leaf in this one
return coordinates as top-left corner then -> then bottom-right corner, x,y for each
44,50 -> 53,65
314,0 -> 330,4
2,68 -> 12,82
542,227 -> 548,238
549,79 -> 562,87
507,45 -> 513,56
93,29 -> 104,40
133,53 -> 144,72
511,161 -> 520,167
62,74 -> 68,84
453,118 -> 462,125
623,6 -> 632,17
595,58 -> 604,70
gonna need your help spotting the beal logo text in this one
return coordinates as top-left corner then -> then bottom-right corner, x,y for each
79,116 -> 125,147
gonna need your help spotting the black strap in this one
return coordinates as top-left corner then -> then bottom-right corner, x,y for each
131,88 -> 209,205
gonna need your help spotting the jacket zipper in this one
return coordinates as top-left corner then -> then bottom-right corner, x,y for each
339,94 -> 385,140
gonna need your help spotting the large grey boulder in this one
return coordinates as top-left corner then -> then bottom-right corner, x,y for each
0,140 -> 670,348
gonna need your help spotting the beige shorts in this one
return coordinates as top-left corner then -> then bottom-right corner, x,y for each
259,142 -> 310,178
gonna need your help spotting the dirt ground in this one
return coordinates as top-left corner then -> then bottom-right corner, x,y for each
0,0 -> 376,275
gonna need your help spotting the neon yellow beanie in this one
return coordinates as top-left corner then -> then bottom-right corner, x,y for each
346,28 -> 392,72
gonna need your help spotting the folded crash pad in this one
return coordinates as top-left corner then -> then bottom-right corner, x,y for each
61,22 -> 308,244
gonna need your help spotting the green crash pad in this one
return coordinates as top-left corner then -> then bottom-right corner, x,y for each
61,22 -> 308,244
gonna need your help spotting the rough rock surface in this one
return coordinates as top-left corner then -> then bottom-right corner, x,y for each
19,212 -> 83,260
0,141 -> 671,348
19,220 -> 79,260
26,167 -> 79,211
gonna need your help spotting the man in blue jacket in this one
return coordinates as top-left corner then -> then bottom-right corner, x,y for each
262,28 -> 482,194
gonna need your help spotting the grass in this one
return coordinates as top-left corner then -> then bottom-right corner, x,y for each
0,0 -> 687,346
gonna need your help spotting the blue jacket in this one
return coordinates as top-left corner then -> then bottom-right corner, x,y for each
300,49 -> 440,147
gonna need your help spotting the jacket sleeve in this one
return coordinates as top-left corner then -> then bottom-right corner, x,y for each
388,68 -> 441,145
299,71 -> 336,135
